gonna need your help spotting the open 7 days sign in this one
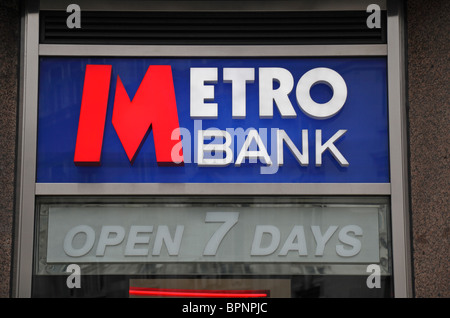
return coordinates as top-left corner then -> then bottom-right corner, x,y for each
47,205 -> 380,264
37,58 -> 389,183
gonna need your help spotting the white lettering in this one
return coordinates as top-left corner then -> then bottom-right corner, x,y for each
198,130 -> 233,166
223,68 -> 255,118
311,225 -> 338,256
227,302 -> 268,314
235,129 -> 272,166
124,226 -> 153,256
96,226 -> 126,256
190,68 -> 218,118
259,67 -> 296,118
296,67 -> 347,119
63,225 -> 95,257
278,225 -> 308,256
152,225 -> 184,256
315,129 -> 349,167
251,225 -> 280,256
203,212 -> 239,256
188,66 -> 348,120
172,127 -> 349,170
336,225 -> 363,257
59,222 -> 367,262
183,302 -> 216,315
277,129 -> 309,166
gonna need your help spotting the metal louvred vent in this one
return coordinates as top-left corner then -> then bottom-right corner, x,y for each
40,11 -> 387,45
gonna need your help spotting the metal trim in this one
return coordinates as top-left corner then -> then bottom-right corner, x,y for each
387,0 -> 413,298
39,10 -> 387,46
40,0 -> 387,12
35,183 -> 392,196
39,44 -> 387,57
14,0 -> 411,299
13,0 -> 40,298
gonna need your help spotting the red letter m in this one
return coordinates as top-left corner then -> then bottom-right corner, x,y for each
74,64 -> 183,166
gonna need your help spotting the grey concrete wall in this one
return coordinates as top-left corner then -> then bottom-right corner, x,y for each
0,0 -> 19,298
406,0 -> 450,298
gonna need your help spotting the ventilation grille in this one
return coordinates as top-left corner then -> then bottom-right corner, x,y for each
40,11 -> 387,45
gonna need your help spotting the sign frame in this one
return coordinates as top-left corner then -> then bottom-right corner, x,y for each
13,0 -> 411,298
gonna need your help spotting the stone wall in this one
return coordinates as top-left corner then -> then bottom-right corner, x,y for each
406,0 -> 450,298
0,0 -> 19,298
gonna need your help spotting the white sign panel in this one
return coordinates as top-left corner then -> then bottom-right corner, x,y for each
47,205 -> 380,263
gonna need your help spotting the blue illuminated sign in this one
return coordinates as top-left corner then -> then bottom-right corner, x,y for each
37,57 -> 389,183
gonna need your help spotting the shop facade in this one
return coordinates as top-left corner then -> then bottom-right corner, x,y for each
0,0 -> 447,298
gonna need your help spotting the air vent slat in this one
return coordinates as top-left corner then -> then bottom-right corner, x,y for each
44,30 -> 383,37
40,11 -> 386,45
44,24 -> 377,32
